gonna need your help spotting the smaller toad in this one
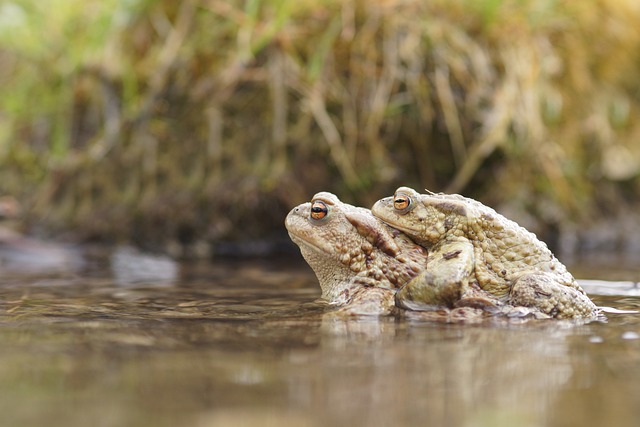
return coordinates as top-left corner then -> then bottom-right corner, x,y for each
372,187 -> 599,319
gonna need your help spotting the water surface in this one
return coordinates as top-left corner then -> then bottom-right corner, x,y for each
1,247 -> 639,427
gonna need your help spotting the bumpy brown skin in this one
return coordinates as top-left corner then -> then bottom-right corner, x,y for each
285,192 -> 427,315
372,187 -> 599,319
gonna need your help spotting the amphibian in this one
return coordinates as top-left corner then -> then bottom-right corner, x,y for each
285,192 -> 427,315
371,186 -> 599,319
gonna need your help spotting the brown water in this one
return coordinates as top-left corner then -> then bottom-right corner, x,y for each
1,246 -> 640,427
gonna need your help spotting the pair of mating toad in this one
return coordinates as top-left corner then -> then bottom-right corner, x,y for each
285,187 -> 598,319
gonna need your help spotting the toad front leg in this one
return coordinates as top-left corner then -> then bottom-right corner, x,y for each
395,238 -> 475,311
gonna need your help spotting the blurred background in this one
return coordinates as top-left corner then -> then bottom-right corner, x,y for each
1,0 -> 639,258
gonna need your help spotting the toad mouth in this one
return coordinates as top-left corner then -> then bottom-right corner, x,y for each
288,232 -> 328,255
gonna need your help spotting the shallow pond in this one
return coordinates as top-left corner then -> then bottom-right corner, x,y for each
1,246 -> 640,427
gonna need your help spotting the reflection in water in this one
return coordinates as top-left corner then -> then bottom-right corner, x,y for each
315,317 -> 577,427
111,246 -> 178,286
0,230 -> 83,274
0,255 -> 639,427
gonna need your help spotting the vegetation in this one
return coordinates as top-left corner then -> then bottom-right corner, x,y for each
1,0 -> 639,253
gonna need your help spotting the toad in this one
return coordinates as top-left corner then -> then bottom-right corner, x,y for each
371,186 -> 599,319
285,192 -> 428,315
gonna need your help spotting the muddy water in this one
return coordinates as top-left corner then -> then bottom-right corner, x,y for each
1,247 -> 640,427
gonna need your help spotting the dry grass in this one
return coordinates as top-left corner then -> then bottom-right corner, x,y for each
0,0 -> 639,249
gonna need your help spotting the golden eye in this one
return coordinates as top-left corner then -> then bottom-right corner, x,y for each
310,201 -> 328,220
393,193 -> 411,211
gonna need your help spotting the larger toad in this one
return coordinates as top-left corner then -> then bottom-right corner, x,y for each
371,186 -> 599,319
285,192 -> 427,315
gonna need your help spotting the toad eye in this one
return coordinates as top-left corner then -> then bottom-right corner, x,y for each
310,201 -> 328,220
393,193 -> 412,212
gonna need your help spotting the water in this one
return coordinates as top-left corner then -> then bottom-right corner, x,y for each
1,245 -> 640,427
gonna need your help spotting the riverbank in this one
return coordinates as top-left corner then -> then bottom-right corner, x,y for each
1,0 -> 639,248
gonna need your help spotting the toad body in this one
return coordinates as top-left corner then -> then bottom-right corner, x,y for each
285,192 -> 427,314
371,187 -> 599,319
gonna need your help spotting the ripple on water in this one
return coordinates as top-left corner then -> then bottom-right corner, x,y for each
579,279 -> 640,297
